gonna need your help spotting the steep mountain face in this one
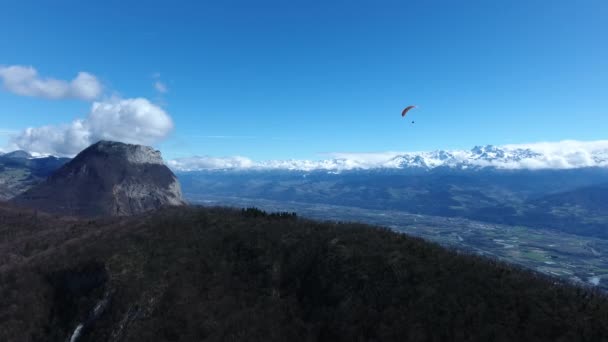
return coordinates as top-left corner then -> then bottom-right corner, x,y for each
12,141 -> 184,217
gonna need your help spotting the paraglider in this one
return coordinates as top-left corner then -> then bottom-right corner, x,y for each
401,105 -> 416,117
402,105 -> 417,124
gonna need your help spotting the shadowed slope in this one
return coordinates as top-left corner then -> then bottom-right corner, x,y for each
12,141 -> 184,217
1,204 -> 607,341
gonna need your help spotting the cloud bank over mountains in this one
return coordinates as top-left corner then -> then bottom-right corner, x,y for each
0,65 -> 102,100
1,64 -> 174,156
167,140 -> 608,172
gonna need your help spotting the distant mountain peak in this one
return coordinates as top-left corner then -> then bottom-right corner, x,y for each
2,150 -> 33,159
12,140 -> 185,217
169,141 -> 608,172
80,140 -> 165,165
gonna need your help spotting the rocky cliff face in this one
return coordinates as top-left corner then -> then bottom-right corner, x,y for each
12,141 -> 184,217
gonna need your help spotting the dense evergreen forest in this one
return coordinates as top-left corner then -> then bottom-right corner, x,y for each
1,204 -> 608,341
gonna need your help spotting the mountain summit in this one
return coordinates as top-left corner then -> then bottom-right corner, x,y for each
2,150 -> 33,159
12,141 -> 185,217
169,141 -> 608,172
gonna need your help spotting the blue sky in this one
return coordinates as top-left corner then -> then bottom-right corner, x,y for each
0,0 -> 607,160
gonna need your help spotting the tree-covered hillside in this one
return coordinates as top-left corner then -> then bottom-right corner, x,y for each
1,204 -> 608,341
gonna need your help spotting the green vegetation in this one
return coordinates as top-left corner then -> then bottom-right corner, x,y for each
1,204 -> 608,341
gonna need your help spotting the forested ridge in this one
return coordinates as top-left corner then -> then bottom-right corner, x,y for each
1,204 -> 608,341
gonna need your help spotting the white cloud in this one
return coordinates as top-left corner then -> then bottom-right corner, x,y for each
0,65 -> 102,100
10,97 -> 173,156
326,151 -> 407,167
70,72 -> 103,100
87,98 -> 173,144
168,140 -> 608,172
167,156 -> 254,171
154,81 -> 168,93
502,140 -> 608,169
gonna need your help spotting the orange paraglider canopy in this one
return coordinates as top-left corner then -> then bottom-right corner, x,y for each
401,105 -> 416,117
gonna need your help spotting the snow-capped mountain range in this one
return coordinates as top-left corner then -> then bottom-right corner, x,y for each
168,140 -> 608,172
4,140 -> 608,172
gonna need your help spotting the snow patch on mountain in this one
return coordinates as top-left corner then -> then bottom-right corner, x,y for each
168,140 -> 608,172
